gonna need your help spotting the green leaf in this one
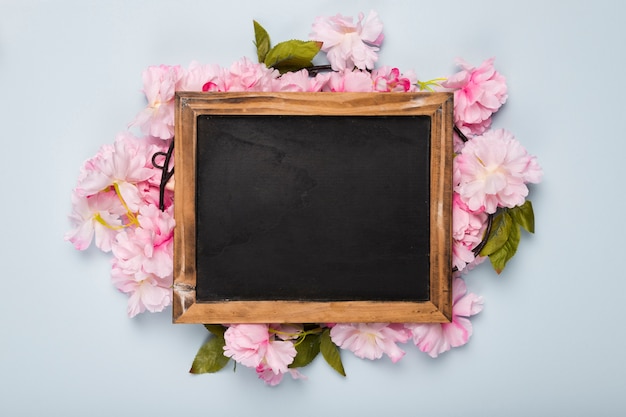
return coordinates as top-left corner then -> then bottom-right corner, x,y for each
509,200 -> 535,234
253,20 -> 271,63
487,212 -> 521,274
264,40 -> 323,73
190,336 -> 230,374
479,209 -> 514,256
320,329 -> 346,377
289,333 -> 321,368
204,324 -> 226,338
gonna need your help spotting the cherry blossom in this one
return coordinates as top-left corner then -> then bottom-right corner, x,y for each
222,57 -> 279,92
452,193 -> 488,271
133,205 -> 175,278
223,324 -> 269,368
323,70 -> 373,92
64,189 -> 125,252
371,66 -> 416,92
274,69 -> 331,92
406,276 -> 483,358
455,129 -> 543,213
111,206 -> 174,277
256,364 -> 306,386
310,11 -> 384,71
179,61 -> 223,91
223,324 -> 297,377
75,132 -> 155,211
110,268 -> 172,317
443,58 -> 507,130
330,323 -> 410,363
130,64 -> 183,140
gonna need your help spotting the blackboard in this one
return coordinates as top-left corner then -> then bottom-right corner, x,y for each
173,92 -> 453,323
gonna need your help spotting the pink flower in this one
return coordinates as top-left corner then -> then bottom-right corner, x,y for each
458,118 -> 492,138
406,275 -> 483,358
179,61 -> 223,91
371,66 -> 416,92
111,206 -> 174,318
256,364 -> 306,386
76,132 -> 155,211
310,11 -> 384,71
223,324 -> 270,368
130,65 -> 183,140
111,268 -> 172,317
222,57 -> 279,92
455,129 -> 543,213
224,324 -> 269,368
223,324 -> 297,375
66,133 -> 165,253
330,323 -> 410,363
64,189 -> 125,252
323,70 -> 373,92
136,205 -> 175,277
443,58 -> 507,128
263,337 -> 298,375
452,193 -> 488,271
274,69 -> 331,92
110,205 -> 174,280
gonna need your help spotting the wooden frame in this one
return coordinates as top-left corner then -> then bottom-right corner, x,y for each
173,92 -> 453,324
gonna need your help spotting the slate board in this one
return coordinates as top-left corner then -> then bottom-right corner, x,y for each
195,115 -> 431,302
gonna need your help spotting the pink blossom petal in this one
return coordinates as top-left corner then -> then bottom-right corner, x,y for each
263,340 -> 297,374
223,324 -> 269,368
455,129 -> 542,214
407,276 -> 483,358
331,323 -> 408,362
310,11 -> 383,71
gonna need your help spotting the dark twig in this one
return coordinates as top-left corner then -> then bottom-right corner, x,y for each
452,212 -> 494,273
453,125 -> 469,143
306,64 -> 333,76
473,213 -> 494,256
151,139 -> 175,211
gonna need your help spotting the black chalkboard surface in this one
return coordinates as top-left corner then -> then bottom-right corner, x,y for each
173,92 -> 453,324
196,115 -> 430,302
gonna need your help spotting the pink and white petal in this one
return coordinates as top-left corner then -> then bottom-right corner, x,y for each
256,364 -> 284,386
65,219 -> 94,251
442,317 -> 472,348
454,292 -> 485,317
115,181 -> 143,212
409,324 -> 450,358
264,340 -> 297,374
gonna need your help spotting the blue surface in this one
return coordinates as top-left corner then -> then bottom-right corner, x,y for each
1,0 -> 624,415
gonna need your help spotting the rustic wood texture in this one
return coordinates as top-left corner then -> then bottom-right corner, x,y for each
174,92 -> 453,324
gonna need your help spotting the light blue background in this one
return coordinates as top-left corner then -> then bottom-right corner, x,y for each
2,0 -> 624,415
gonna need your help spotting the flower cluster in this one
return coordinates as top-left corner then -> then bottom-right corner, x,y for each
66,132 -> 174,317
66,10 -> 541,385
223,324 -> 301,386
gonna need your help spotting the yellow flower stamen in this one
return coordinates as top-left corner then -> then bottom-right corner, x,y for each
416,77 -> 447,92
93,213 -> 125,230
112,182 -> 141,228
